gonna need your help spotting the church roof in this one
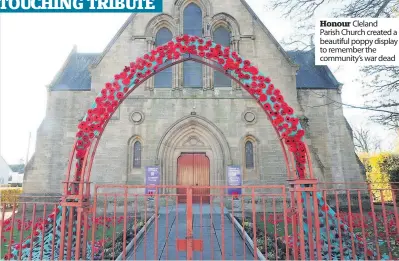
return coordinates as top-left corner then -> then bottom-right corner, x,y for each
287,50 -> 341,89
49,47 -> 98,91
50,49 -> 340,91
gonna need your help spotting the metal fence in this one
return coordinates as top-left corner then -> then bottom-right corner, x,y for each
1,182 -> 398,260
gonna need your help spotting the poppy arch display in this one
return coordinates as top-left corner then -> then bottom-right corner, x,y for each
5,35 -> 384,260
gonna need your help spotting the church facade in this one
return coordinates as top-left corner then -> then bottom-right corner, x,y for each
23,0 -> 364,195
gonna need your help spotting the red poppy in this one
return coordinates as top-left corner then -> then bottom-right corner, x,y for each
95,97 -> 103,105
123,87 -> 129,93
116,92 -> 124,100
78,122 -> 87,130
270,96 -> 276,102
296,129 -> 305,138
122,78 -> 130,86
120,71 -> 127,79
273,103 -> 281,111
259,94 -> 267,102
272,116 -> 284,126
258,82 -> 266,89
249,66 -> 259,75
270,111 -> 278,117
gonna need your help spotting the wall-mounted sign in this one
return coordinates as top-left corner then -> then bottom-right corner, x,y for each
145,166 -> 160,195
227,165 -> 242,196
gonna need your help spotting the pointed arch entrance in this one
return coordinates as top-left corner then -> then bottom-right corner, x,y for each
156,115 -> 232,191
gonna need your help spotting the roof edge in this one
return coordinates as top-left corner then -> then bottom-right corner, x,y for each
47,45 -> 77,89
240,0 -> 296,67
90,14 -> 137,69
0,155 -> 12,172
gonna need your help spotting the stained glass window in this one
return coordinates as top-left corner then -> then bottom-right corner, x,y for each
245,141 -> 254,169
183,3 -> 203,87
133,141 -> 141,168
154,28 -> 173,88
213,27 -> 231,87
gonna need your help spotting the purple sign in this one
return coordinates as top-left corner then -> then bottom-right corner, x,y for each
145,166 -> 160,195
227,166 -> 242,196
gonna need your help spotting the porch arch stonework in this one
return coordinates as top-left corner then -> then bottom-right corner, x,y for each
156,115 -> 232,191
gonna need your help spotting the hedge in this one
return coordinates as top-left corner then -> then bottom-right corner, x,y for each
0,187 -> 23,204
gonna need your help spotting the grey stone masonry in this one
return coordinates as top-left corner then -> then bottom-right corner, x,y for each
23,0 -> 364,195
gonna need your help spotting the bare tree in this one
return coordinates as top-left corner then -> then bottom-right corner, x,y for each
269,0 -> 399,128
352,126 -> 381,153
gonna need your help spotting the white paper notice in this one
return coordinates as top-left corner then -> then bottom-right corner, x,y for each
315,18 -> 399,65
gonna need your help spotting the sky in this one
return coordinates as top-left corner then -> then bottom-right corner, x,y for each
0,0 -> 397,165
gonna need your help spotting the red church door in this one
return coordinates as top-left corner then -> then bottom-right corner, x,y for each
177,153 -> 210,204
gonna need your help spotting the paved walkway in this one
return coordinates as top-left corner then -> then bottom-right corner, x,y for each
126,204 -> 254,260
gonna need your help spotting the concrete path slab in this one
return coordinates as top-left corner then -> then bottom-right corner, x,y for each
126,204 -> 254,260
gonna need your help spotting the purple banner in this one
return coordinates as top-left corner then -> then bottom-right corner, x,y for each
145,166 -> 160,195
227,165 -> 242,195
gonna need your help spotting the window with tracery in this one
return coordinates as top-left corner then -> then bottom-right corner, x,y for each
213,26 -> 231,87
133,141 -> 141,168
183,3 -> 203,87
154,28 -> 173,88
245,141 -> 254,169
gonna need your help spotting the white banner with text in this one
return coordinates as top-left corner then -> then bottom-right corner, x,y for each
315,18 -> 399,65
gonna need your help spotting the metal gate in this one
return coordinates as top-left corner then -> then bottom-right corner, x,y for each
90,184 -> 290,260
2,183 -> 399,260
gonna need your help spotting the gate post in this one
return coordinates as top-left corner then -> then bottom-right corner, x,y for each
186,186 -> 193,260
289,179 -> 319,260
59,181 -> 91,260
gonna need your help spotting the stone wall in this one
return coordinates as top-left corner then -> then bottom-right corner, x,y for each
23,0 -> 363,195
297,89 -> 365,185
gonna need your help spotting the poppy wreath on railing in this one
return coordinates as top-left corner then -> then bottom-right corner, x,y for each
72,34 -> 307,187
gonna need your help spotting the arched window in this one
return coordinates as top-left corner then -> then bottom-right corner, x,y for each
133,141 -> 141,168
245,141 -> 254,169
213,27 -> 231,87
183,3 -> 203,87
154,28 -> 173,88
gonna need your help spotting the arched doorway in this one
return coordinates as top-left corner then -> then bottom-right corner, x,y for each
156,115 -> 232,191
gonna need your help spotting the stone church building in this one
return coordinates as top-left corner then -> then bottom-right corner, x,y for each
23,0 -> 364,195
